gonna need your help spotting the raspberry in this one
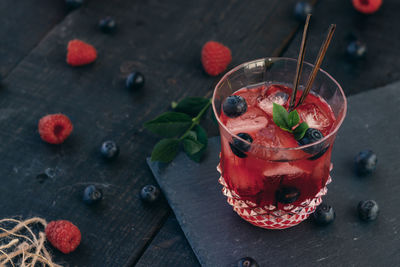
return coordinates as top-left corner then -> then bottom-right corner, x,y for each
66,39 -> 97,66
352,0 -> 382,14
201,41 -> 232,76
45,220 -> 81,254
38,114 -> 73,144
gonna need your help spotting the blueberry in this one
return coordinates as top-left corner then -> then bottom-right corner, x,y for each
298,128 -> 328,160
222,95 -> 247,118
313,203 -> 335,225
354,150 -> 377,175
99,17 -> 117,34
346,40 -> 367,59
83,185 -> 103,204
100,140 -> 120,160
237,257 -> 259,267
294,1 -> 313,21
358,200 -> 379,221
276,186 -> 300,204
126,72 -> 145,90
229,133 -> 253,158
140,185 -> 160,203
65,0 -> 84,10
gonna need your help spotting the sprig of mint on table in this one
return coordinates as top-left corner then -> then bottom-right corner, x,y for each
144,97 -> 211,163
272,103 -> 309,140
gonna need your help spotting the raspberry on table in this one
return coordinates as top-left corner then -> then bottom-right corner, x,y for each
352,0 -> 382,14
201,41 -> 232,76
66,39 -> 97,67
38,114 -> 73,144
45,220 -> 81,254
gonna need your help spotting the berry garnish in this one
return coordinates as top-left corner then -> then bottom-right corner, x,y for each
126,72 -> 145,90
354,149 -> 377,175
346,40 -> 367,59
294,1 -> 313,21
100,140 -> 120,160
201,41 -> 232,76
358,200 -> 379,221
140,185 -> 160,203
45,220 -> 81,254
313,203 -> 336,225
237,257 -> 260,267
65,0 -> 84,10
229,133 -> 253,158
298,128 -> 328,159
38,114 -> 73,144
66,39 -> 97,67
352,0 -> 382,14
276,186 -> 300,204
222,95 -> 247,118
99,17 -> 117,34
83,185 -> 103,204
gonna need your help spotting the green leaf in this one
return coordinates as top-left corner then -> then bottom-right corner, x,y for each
272,103 -> 291,132
183,138 -> 204,155
186,130 -> 197,141
173,97 -> 211,117
144,112 -> 192,138
288,110 -> 300,128
293,122 -> 309,140
151,138 -> 180,163
188,125 -> 208,162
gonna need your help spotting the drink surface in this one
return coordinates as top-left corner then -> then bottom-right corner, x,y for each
219,84 -> 336,208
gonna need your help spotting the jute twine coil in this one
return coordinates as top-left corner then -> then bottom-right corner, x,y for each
0,218 -> 61,267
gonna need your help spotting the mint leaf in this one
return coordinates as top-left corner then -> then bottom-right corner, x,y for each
293,122 -> 309,140
173,97 -> 211,117
144,112 -> 192,138
188,125 -> 208,162
151,138 -> 180,162
288,110 -> 300,128
183,138 -> 204,155
186,130 -> 197,141
272,103 -> 291,132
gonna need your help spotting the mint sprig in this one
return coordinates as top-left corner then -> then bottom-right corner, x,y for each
145,97 -> 211,163
272,103 -> 308,140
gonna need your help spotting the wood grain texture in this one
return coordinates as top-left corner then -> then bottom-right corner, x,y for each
0,0 -> 305,265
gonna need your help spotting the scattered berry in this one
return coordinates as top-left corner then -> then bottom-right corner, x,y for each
126,72 -> 145,90
276,186 -> 300,204
354,149 -> 377,175
140,185 -> 160,203
66,39 -> 97,67
201,41 -> 232,76
346,40 -> 367,59
222,95 -> 247,118
45,220 -> 81,254
83,185 -> 103,204
65,0 -> 84,10
38,114 -> 73,144
100,140 -> 120,160
237,257 -> 260,267
294,1 -> 313,21
313,203 -> 336,225
99,17 -> 117,34
352,0 -> 382,14
229,133 -> 253,158
358,200 -> 379,221
298,128 -> 328,159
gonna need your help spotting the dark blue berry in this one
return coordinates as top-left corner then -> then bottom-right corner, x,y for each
294,1 -> 313,21
83,185 -> 103,204
65,0 -> 84,10
346,40 -> 367,59
222,95 -> 247,118
229,133 -> 252,158
358,200 -> 379,221
355,150 -> 377,175
140,185 -> 160,203
100,140 -> 120,160
237,257 -> 259,267
276,186 -> 300,204
126,72 -> 145,90
313,203 -> 335,225
99,17 -> 117,34
298,128 -> 328,160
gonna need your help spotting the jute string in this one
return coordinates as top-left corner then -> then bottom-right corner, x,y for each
0,218 -> 61,267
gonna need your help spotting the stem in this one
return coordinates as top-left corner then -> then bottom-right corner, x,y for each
179,99 -> 212,141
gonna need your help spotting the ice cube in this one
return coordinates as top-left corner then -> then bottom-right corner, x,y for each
297,103 -> 333,134
254,124 -> 297,149
262,162 -> 310,179
257,91 -> 289,115
226,107 -> 268,133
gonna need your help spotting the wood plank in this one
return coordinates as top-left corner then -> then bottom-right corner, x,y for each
0,0 -> 308,265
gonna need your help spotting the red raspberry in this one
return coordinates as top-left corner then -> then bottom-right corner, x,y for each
352,0 -> 382,14
201,41 -> 232,76
66,39 -> 97,66
45,220 -> 81,254
38,114 -> 73,144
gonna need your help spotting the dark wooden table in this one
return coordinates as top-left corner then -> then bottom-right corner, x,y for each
1,0 -> 399,266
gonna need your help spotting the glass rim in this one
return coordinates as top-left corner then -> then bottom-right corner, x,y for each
212,57 -> 348,151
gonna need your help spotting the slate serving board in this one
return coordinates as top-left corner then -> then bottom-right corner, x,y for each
147,81 -> 400,267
